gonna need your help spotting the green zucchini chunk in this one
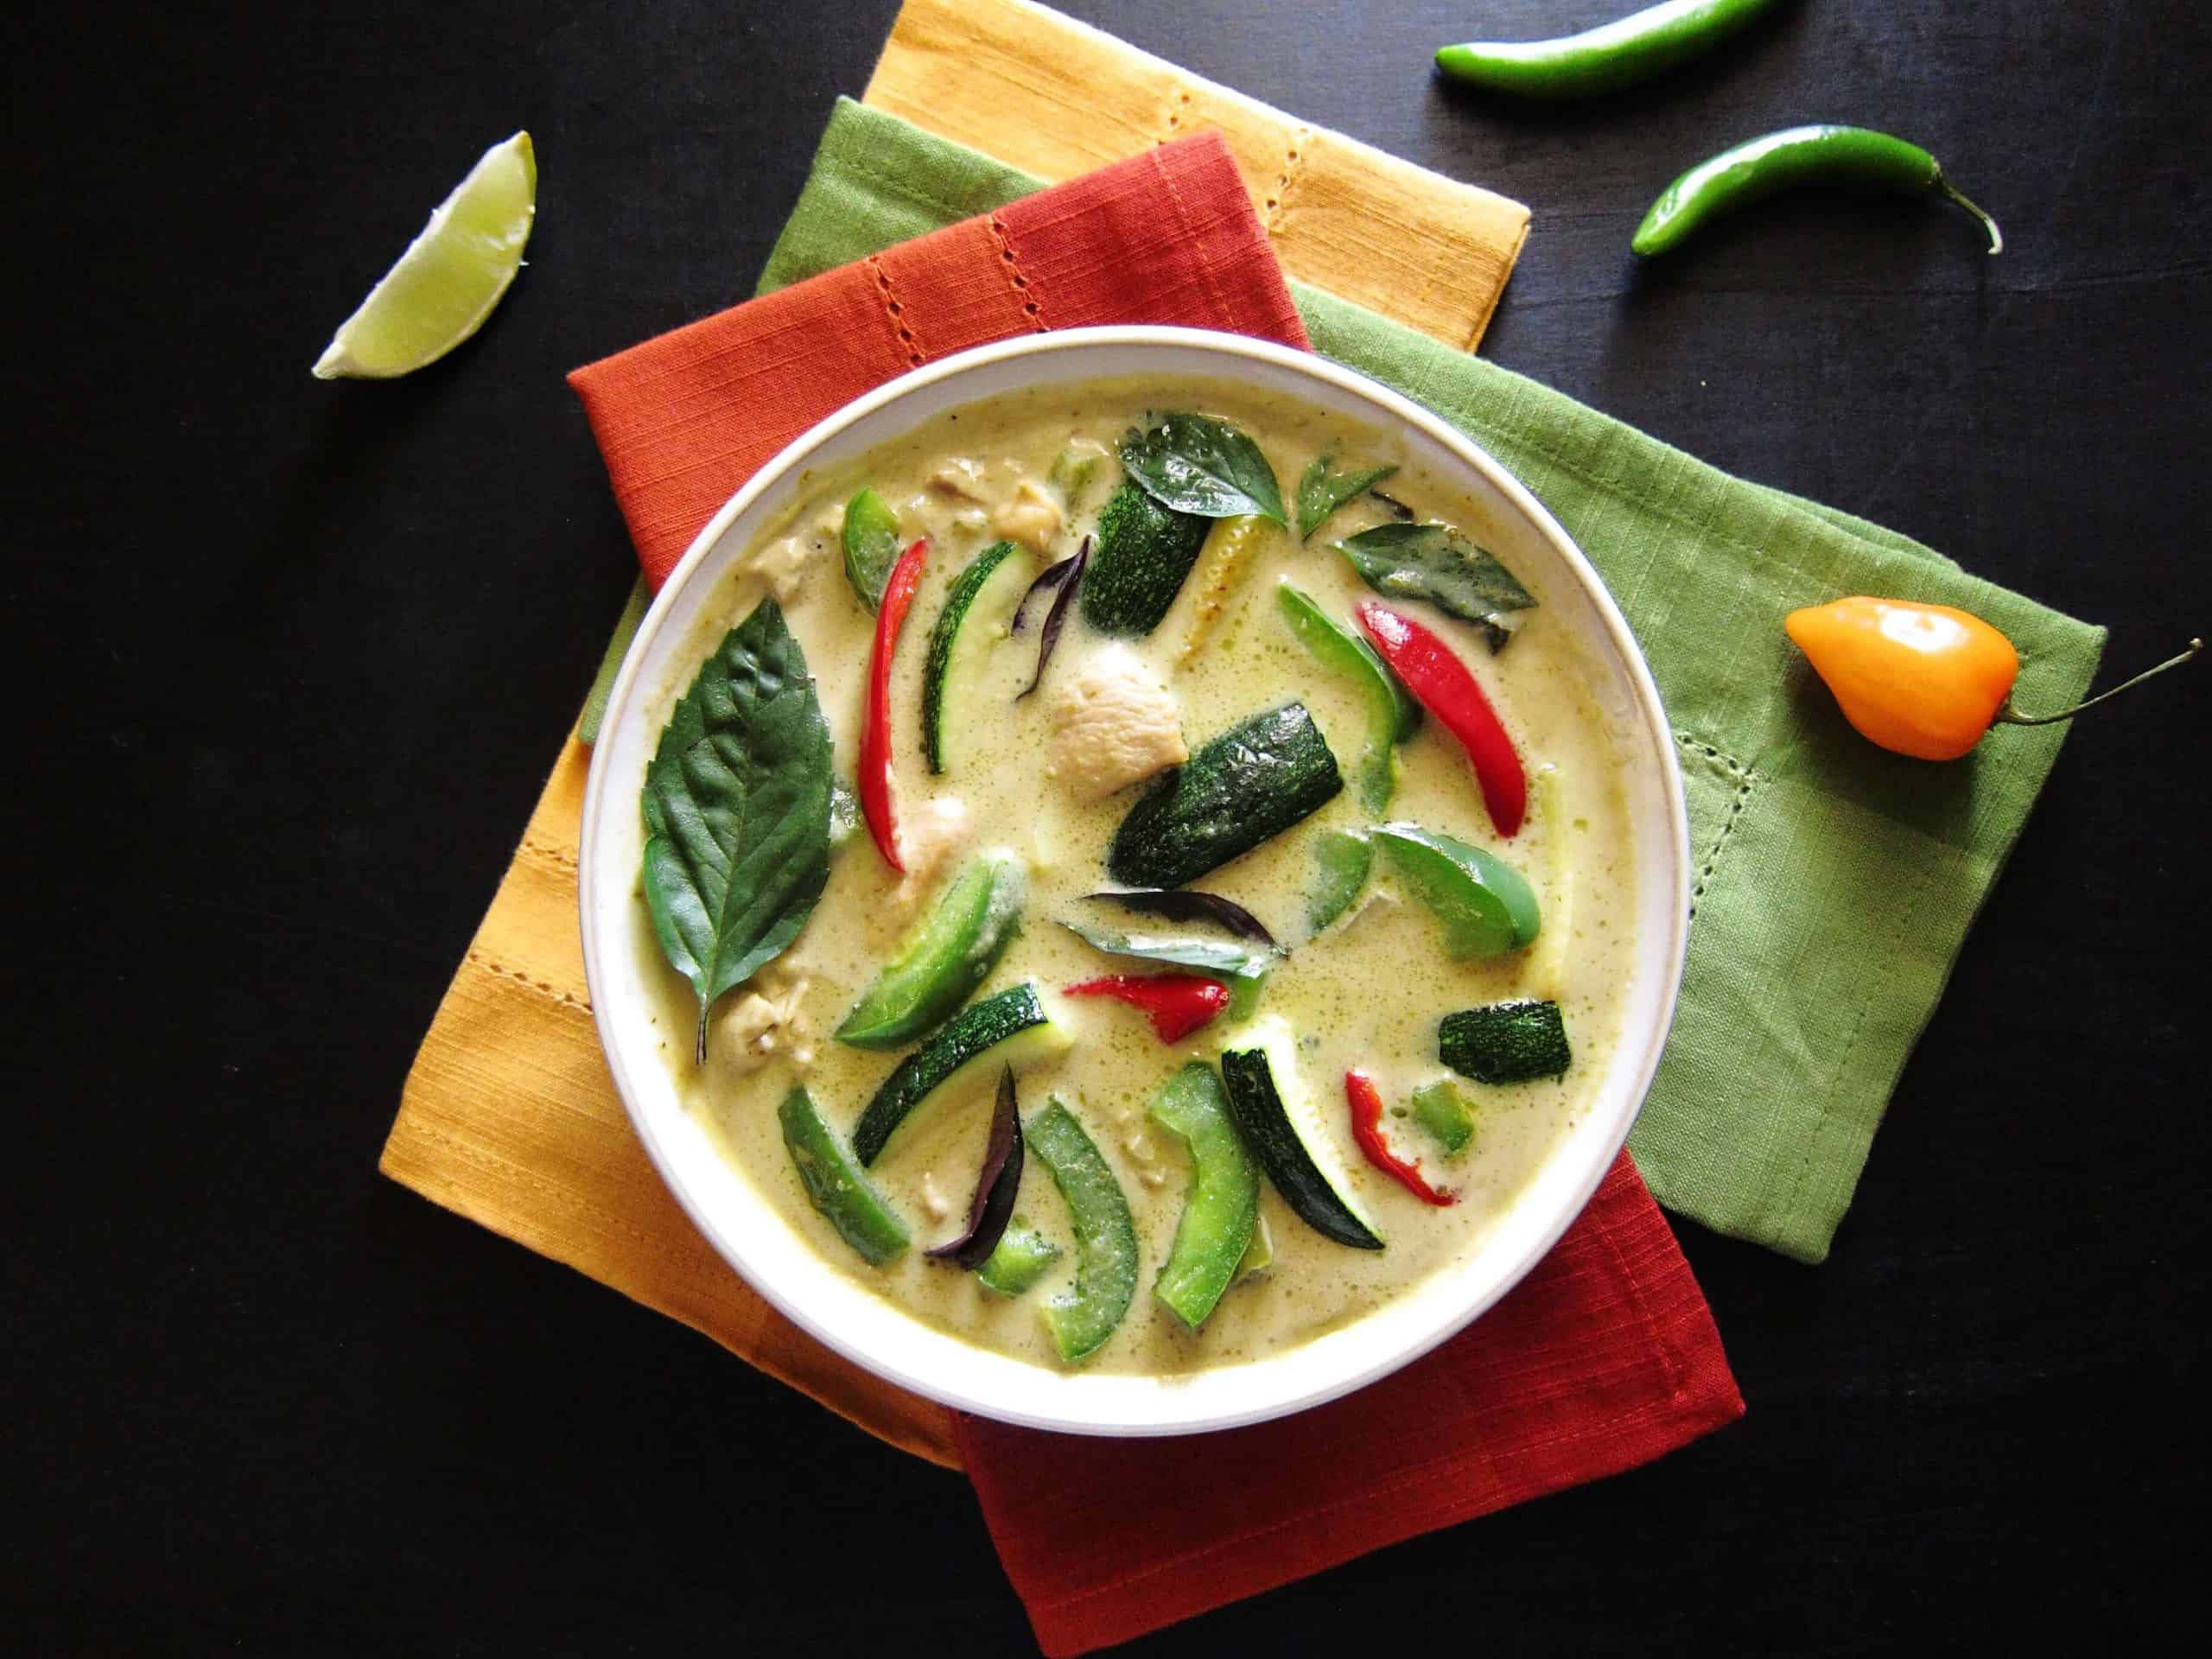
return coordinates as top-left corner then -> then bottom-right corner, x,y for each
1218,1016 -> 1383,1250
1027,1100 -> 1140,1362
779,1086 -> 910,1266
1147,1061 -> 1261,1330
1079,480 -> 1211,635
922,539 -> 1022,774
1440,1000 -> 1573,1084
836,849 -> 1027,1051
976,1221 -> 1062,1297
1107,702 -> 1344,888
1373,823 -> 1541,958
853,983 -> 1071,1165
1409,1078 -> 1476,1156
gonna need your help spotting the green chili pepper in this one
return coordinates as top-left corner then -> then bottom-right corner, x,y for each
1437,0 -> 1783,100
1632,125 -> 2004,258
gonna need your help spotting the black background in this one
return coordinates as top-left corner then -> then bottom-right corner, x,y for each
8,1 -> 2209,1651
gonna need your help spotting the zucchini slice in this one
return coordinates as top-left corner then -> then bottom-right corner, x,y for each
1079,480 -> 1211,636
1147,1061 -> 1261,1330
852,982 -> 1071,1165
1027,1100 -> 1140,1362
921,539 -> 1025,774
1440,1000 -> 1573,1085
1107,702 -> 1344,889
779,1086 -> 909,1266
1218,1016 -> 1383,1250
836,849 -> 1026,1050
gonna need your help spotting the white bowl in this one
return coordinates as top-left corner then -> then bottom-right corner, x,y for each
579,327 -> 1689,1438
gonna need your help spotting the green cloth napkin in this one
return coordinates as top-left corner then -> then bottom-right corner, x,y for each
597,98 -> 2103,1263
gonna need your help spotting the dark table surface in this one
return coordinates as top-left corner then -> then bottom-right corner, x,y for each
10,1 -> 2209,1651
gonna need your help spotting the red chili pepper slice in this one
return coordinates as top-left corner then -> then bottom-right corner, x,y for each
1063,974 -> 1230,1045
860,538 -> 930,872
1344,1070 -> 1455,1206
1356,601 -> 1527,837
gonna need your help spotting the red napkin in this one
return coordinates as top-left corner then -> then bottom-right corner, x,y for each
570,131 -> 1742,1654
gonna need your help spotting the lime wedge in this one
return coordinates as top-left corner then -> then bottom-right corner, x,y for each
312,131 -> 537,379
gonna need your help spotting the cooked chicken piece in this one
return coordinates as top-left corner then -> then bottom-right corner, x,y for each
877,795 -> 974,927
742,531 -> 821,605
918,1172 -> 951,1222
1048,643 -> 1187,802
992,480 -> 1064,554
899,794 -> 969,882
714,970 -> 815,1073
927,459 -> 990,501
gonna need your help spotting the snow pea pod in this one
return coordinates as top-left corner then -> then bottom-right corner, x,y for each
1632,125 -> 2003,257
1437,0 -> 1782,100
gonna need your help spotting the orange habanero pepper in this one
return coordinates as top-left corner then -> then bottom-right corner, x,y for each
1786,596 -> 2199,761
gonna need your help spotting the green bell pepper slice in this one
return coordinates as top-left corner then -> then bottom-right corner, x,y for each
1373,822 -> 1541,957
841,486 -> 902,613
1027,1099 -> 1139,1362
835,849 -> 1026,1050
1301,828 -> 1373,938
976,1219 -> 1062,1296
778,1086 -> 909,1267
1147,1062 -> 1260,1329
1277,582 -> 1421,810
1409,1078 -> 1476,1156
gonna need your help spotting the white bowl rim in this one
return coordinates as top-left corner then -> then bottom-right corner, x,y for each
578,324 -> 1690,1437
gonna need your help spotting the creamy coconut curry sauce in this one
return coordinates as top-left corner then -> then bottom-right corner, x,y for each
631,376 -> 1637,1376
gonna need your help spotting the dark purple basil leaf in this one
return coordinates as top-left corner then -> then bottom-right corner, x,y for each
926,1066 -> 1024,1270
1011,555 -> 1078,633
1016,536 -> 1089,700
1368,488 -> 1415,521
1084,887 -> 1277,949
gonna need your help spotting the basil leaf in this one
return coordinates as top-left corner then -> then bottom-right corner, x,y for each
1336,521 -> 1537,651
1083,888 -> 1276,948
841,487 -> 901,613
1018,537 -> 1089,701
925,1066 -> 1024,1270
642,599 -> 833,1065
1058,918 -> 1275,982
1119,414 -> 1286,525
1295,455 -> 1398,540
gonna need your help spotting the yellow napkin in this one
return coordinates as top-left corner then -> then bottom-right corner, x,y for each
382,0 -> 1532,1470
863,0 -> 1529,350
